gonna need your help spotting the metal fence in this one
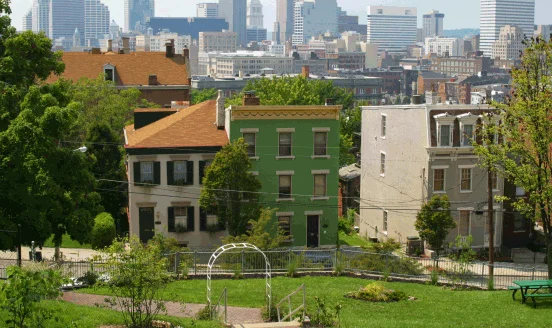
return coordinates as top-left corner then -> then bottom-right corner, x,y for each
1,247 -> 548,289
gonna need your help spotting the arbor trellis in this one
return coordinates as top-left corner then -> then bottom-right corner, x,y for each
207,243 -> 272,313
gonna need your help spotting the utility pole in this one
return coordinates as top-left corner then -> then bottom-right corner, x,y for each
486,113 -> 495,283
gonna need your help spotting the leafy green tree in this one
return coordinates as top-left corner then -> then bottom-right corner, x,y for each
222,208 -> 288,249
86,123 -> 128,234
190,88 -> 218,105
200,138 -> 262,236
415,195 -> 456,259
225,76 -> 354,109
340,134 -> 356,167
474,37 -> 552,277
91,212 -> 117,249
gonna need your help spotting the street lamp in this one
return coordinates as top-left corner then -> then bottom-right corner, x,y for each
74,146 -> 87,153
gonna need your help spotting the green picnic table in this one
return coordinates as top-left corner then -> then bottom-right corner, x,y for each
511,280 -> 552,308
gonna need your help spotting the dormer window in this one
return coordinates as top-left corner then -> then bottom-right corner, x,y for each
434,113 -> 455,147
103,64 -> 115,82
457,113 -> 480,147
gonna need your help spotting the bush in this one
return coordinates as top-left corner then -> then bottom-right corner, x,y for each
196,305 -> 212,320
371,238 -> 401,254
91,212 -> 117,250
338,217 -> 353,235
346,282 -> 408,303
348,252 -> 423,276
78,270 -> 99,286
0,266 -> 66,328
305,297 -> 342,328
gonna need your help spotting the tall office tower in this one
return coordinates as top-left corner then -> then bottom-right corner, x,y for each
273,0 -> 294,44
292,0 -> 338,45
22,8 -> 33,32
535,24 -> 551,41
366,6 -> 417,54
85,0 -> 110,48
124,0 -> 155,33
480,0 -> 535,57
32,0 -> 50,35
247,0 -> 263,28
196,3 -> 219,18
49,0 -> 85,46
218,0 -> 247,47
423,10 -> 444,38
491,25 -> 526,59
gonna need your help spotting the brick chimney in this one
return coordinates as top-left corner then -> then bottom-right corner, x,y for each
183,45 -> 190,60
301,65 -> 310,78
216,90 -> 225,129
107,39 -> 113,52
243,91 -> 260,106
165,39 -> 174,58
122,37 -> 130,54
148,74 -> 159,85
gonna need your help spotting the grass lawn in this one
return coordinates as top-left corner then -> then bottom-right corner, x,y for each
0,300 -> 217,328
81,276 -> 552,328
43,234 -> 92,249
339,231 -> 371,247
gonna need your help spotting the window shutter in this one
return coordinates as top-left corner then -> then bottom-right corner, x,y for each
187,206 -> 195,232
200,208 -> 207,231
133,162 -> 141,184
153,161 -> 161,185
167,161 -> 174,185
199,161 -> 206,184
186,161 -> 194,185
168,207 -> 175,232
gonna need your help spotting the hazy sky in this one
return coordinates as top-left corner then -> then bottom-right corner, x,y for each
10,0 -> 552,32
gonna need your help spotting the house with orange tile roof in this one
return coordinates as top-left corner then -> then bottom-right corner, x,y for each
124,100 -> 229,246
47,42 -> 191,106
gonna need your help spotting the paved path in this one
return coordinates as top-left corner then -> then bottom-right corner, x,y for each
62,292 -> 263,325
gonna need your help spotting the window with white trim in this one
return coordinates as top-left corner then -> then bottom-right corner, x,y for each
278,216 -> 291,237
314,132 -> 328,156
140,162 -> 154,183
461,124 -> 474,146
313,174 -> 327,197
279,132 -> 292,156
381,114 -> 386,137
380,152 -> 386,176
460,168 -> 472,191
433,169 -> 445,192
174,161 -> 187,183
174,206 -> 188,229
458,210 -> 470,236
439,124 -> 452,147
243,133 -> 256,157
279,175 -> 292,198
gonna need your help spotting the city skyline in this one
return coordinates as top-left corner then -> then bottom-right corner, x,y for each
11,0 -> 552,32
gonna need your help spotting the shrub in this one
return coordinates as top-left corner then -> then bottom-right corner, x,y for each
338,216 -> 353,235
346,282 -> 408,303
348,252 -> 423,276
371,238 -> 401,254
305,297 -> 342,328
196,305 -> 212,320
261,303 -> 278,322
91,212 -> 117,250
102,236 -> 172,328
0,266 -> 65,328
79,270 -> 99,286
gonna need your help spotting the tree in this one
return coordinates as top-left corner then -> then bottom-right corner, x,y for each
86,123 -> 128,234
474,37 -> 552,278
190,88 -> 218,105
91,212 -> 117,250
222,208 -> 288,249
200,138 -> 262,236
415,195 -> 456,259
340,134 -> 356,167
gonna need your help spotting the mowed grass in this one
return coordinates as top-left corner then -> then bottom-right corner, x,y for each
338,231 -> 372,247
0,300 -> 217,328
43,234 -> 92,249
81,276 -> 552,328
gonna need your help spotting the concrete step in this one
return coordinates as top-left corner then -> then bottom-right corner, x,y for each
232,319 -> 302,328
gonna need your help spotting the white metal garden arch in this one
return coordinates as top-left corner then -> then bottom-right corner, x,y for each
207,243 -> 272,310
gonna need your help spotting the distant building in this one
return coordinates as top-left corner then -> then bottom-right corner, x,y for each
534,24 -> 551,41
480,0 -> 535,57
417,71 -> 449,95
196,3 -> 219,18
429,56 -> 492,77
146,17 -> 229,39
273,0 -> 295,44
219,0 -> 248,47
124,0 -> 154,33
22,8 -> 33,32
246,28 -> 268,44
491,25 -> 526,60
49,0 -> 85,46
423,10 -> 445,38
135,33 -> 192,53
338,12 -> 367,38
425,37 -> 464,57
247,0 -> 263,28
292,0 -> 339,45
198,51 -> 293,76
32,0 -> 50,35
85,0 -> 110,48
199,31 -> 238,53
366,6 -> 417,54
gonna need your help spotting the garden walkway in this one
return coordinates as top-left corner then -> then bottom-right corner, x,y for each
61,292 -> 263,325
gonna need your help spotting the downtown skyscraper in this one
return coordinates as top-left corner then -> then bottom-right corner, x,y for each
218,0 -> 247,47
480,0 -> 535,57
366,6 -> 417,54
124,0 -> 155,33
49,0 -> 85,46
85,0 -> 110,47
273,0 -> 294,44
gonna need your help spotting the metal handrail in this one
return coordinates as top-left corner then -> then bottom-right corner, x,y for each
211,287 -> 227,324
276,283 -> 306,322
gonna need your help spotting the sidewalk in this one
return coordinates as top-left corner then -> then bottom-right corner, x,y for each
61,292 -> 263,325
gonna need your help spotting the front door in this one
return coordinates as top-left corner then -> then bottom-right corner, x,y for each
307,215 -> 319,248
139,207 -> 155,243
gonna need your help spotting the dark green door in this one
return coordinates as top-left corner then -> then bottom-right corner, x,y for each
139,207 -> 155,243
307,215 -> 319,248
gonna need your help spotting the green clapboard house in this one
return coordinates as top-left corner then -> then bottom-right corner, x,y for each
221,92 -> 341,247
